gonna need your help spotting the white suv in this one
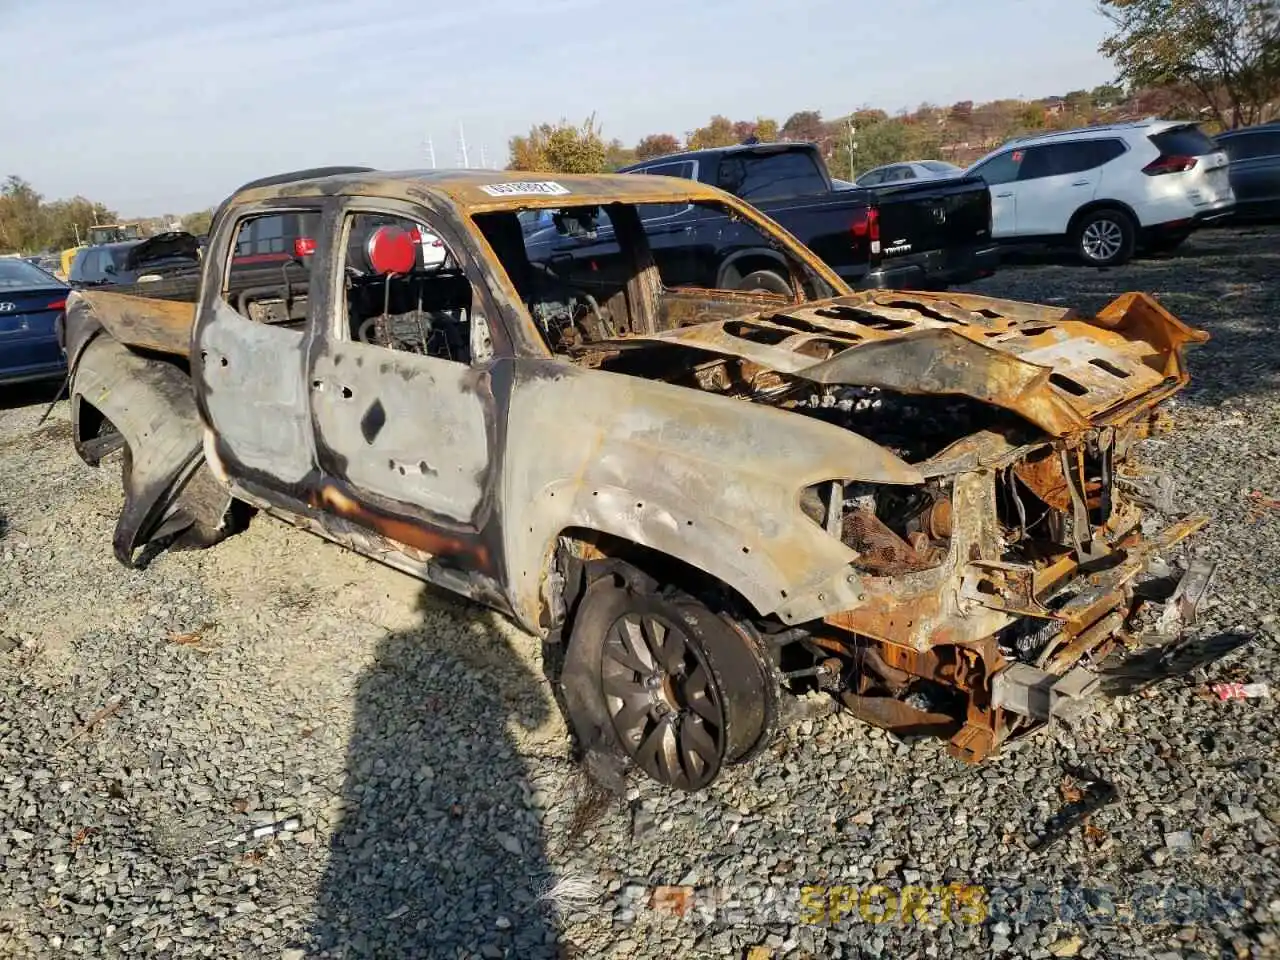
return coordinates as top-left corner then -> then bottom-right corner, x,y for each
965,120 -> 1236,266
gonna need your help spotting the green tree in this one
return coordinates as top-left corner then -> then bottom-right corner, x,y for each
1091,82 -> 1126,105
1099,0 -> 1280,127
181,208 -> 215,236
603,139 -> 636,171
43,197 -> 117,250
0,176 -> 45,253
833,116 -> 945,178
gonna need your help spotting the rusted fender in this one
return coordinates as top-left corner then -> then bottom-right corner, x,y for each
65,289 -> 194,365
70,335 -> 208,565
502,362 -> 925,629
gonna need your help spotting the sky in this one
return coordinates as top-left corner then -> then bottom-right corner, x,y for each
0,0 -> 1116,216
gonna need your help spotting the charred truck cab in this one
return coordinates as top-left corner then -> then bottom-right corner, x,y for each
62,168 -> 1211,792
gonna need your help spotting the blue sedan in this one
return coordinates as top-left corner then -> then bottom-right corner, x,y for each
0,257 -> 69,386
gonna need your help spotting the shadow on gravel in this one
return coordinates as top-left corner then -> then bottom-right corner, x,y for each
0,377 -> 65,412
310,586 -> 561,959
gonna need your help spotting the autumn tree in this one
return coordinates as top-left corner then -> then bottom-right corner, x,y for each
781,110 -> 828,144
687,115 -> 737,149
506,115 -> 608,173
728,117 -> 780,142
635,133 -> 681,160
508,126 -> 550,171
1099,0 -> 1280,127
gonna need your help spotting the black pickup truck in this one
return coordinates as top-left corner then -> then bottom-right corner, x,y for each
609,142 -> 999,291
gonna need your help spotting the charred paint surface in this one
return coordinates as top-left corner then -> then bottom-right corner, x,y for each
196,300 -> 314,483
68,290 -> 195,358
588,289 -> 1205,438
309,340 -> 492,523
64,166 -> 1216,771
501,359 -> 925,627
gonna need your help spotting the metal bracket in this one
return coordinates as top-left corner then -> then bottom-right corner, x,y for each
962,560 -> 1062,620
1166,558 -> 1218,626
993,663 -> 1101,721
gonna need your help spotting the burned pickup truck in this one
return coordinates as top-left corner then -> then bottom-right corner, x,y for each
62,167 -> 1211,791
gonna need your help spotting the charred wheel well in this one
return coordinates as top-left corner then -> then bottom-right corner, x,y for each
71,394 -> 126,468
550,527 -> 759,634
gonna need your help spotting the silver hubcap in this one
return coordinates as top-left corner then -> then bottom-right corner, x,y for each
1081,218 -> 1124,262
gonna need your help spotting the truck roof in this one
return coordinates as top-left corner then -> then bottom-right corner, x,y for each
229,167 -> 732,213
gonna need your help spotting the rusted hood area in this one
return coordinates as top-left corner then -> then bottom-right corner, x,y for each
66,290 -> 195,360
598,289 -> 1208,437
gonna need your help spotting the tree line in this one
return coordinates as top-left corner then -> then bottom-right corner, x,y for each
508,0 -> 1279,175
6,0 -> 1275,242
0,174 -> 220,256
0,176 -> 117,255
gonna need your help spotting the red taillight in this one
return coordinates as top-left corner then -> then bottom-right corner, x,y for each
1143,154 -> 1198,176
46,298 -> 66,311
851,207 -> 880,241
294,237 -> 317,257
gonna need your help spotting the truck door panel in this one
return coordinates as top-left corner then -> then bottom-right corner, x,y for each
194,205 -> 322,485
310,205 -> 499,534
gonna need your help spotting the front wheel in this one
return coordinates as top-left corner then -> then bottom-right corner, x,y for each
560,569 -> 775,791
736,269 -> 792,297
1073,209 -> 1136,267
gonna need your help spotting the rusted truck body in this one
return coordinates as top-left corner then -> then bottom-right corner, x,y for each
63,167 -> 1209,790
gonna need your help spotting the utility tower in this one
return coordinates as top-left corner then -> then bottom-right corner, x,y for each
457,123 -> 470,168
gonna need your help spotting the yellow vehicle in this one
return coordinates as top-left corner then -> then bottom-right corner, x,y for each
87,223 -> 142,245
60,224 -> 144,279
59,245 -> 82,279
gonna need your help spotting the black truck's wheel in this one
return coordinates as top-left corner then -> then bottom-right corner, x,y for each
737,269 -> 792,296
1074,208 -> 1135,267
560,568 -> 774,791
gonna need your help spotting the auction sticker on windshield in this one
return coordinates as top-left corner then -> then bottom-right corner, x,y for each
479,181 -> 571,197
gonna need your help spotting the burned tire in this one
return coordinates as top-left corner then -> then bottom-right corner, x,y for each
1073,208 -> 1135,267
736,269 -> 792,297
560,567 -> 774,791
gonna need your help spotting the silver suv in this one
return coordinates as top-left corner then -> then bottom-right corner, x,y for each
966,120 -> 1236,266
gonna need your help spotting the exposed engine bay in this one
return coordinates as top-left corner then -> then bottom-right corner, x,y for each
557,286 -> 1214,763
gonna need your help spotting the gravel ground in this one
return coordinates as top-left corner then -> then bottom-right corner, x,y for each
2,225 -> 1279,960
